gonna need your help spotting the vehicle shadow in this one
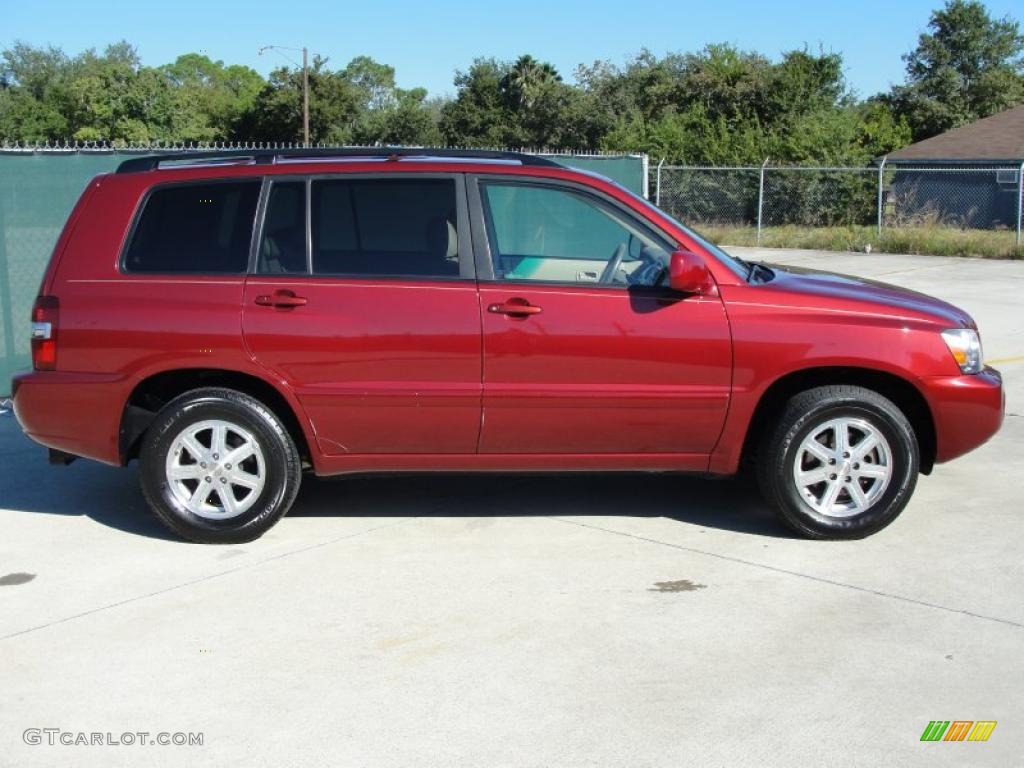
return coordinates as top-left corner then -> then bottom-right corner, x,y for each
293,472 -> 788,538
0,418 -> 790,541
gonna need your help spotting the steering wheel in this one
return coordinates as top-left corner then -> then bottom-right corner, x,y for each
627,247 -> 667,287
599,242 -> 628,285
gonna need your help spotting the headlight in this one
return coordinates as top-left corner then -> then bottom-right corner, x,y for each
941,328 -> 983,374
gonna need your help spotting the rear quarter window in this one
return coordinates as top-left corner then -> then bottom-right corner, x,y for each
122,181 -> 261,273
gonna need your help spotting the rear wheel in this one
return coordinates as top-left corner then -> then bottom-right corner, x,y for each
139,388 -> 301,543
757,385 -> 919,539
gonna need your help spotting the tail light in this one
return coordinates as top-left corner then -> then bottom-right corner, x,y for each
31,295 -> 59,371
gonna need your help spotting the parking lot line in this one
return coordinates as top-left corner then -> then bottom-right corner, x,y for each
986,354 -> 1024,366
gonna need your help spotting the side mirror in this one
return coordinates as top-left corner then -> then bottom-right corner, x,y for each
668,249 -> 711,294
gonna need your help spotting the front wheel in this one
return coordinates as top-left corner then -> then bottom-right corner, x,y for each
757,385 -> 919,539
139,388 -> 301,543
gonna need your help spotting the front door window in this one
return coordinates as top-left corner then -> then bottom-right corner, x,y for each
480,182 -> 669,287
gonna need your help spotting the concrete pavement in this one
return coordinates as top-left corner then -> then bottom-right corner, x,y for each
1,248 -> 1021,767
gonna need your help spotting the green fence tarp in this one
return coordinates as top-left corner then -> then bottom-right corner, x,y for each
1,154 -> 124,394
548,154 -> 647,197
0,151 -> 646,394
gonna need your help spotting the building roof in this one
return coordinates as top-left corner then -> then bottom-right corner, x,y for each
886,104 -> 1024,163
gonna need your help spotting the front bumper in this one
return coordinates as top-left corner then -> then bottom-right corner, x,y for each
921,366 -> 1004,464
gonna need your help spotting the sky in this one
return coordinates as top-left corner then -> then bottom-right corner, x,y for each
4,0 -> 1022,99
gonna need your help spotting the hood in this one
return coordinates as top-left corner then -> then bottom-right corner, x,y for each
763,263 -> 975,329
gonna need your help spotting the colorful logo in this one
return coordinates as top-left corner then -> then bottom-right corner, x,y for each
921,721 -> 997,742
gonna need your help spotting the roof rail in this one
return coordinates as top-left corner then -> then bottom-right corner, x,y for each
115,147 -> 562,173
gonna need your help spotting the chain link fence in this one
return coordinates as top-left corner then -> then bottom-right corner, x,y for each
884,166 -> 1024,230
3,147 -> 1020,392
654,162 -> 1024,248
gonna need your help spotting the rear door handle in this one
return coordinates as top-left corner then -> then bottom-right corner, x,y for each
488,299 -> 543,317
255,290 -> 307,309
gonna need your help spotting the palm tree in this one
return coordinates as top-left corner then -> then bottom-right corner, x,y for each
503,55 -> 562,109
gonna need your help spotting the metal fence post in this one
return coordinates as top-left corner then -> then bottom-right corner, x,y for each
0,190 -> 14,375
756,158 -> 769,246
655,157 -> 665,206
1017,160 -> 1024,247
876,155 -> 887,239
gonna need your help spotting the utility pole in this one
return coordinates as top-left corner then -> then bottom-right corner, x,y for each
258,45 -> 313,147
302,47 -> 309,148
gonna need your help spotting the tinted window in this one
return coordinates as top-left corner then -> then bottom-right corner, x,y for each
258,182 -> 307,274
481,183 -> 668,286
123,181 -> 260,273
311,178 -> 459,277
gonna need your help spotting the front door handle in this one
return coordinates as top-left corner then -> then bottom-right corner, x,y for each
488,299 -> 543,318
255,290 -> 308,309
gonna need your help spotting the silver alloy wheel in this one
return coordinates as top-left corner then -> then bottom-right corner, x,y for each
165,419 -> 266,520
792,417 -> 893,518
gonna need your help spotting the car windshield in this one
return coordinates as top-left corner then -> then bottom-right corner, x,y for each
616,183 -> 751,280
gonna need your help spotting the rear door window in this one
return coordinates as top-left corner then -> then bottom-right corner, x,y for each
123,181 -> 261,273
311,178 -> 460,278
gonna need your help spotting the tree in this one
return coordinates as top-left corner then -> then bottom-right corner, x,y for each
241,56 -> 361,144
440,55 -> 591,148
439,58 -> 515,147
0,88 -> 68,141
240,55 -> 442,146
888,0 -> 1024,139
0,42 -> 71,140
342,57 -> 441,145
59,42 -> 170,144
351,87 -> 442,146
343,55 -> 398,111
0,41 -> 266,144
0,38 -> 924,159
578,44 -> 883,165
162,54 -> 263,141
502,54 -> 561,109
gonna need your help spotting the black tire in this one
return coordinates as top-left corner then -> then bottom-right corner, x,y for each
756,385 -> 919,539
139,388 -> 301,544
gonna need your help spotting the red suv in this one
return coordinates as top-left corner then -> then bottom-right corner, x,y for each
11,148 -> 1004,543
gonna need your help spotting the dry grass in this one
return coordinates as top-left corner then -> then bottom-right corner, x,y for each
697,224 -> 1023,259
